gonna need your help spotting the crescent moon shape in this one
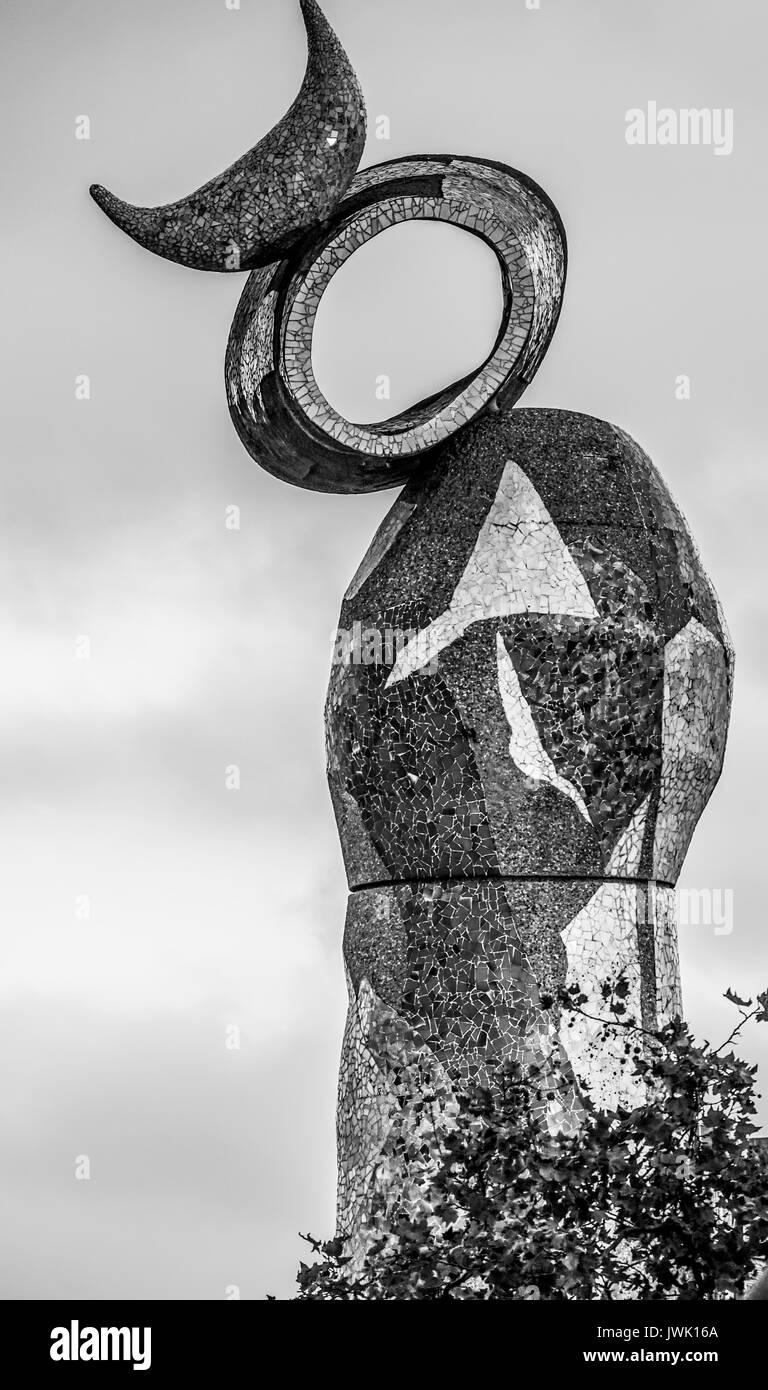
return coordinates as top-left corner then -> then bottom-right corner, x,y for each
89,0 -> 367,272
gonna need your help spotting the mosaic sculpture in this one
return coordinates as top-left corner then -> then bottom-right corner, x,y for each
92,0 -> 733,1241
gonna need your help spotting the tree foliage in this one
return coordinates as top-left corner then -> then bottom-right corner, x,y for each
296,988 -> 768,1300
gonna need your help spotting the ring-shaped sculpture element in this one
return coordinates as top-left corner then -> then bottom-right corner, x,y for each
225,156 -> 568,494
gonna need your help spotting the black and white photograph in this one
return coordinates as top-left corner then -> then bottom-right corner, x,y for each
2,0 -> 767,1362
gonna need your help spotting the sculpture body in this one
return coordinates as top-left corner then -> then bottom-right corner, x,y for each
327,408 -> 732,1234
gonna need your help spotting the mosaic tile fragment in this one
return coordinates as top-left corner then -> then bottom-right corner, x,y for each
653,619 -> 730,882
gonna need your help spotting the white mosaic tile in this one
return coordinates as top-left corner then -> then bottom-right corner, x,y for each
387,459 -> 598,685
559,882 -> 646,1111
653,619 -> 730,882
605,795 -> 651,876
496,632 -> 591,823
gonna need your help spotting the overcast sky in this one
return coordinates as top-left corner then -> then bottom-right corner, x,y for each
2,0 -> 766,1300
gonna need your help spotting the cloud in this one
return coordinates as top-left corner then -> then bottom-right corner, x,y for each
2,0 -> 767,1300
0,1001 -> 341,1299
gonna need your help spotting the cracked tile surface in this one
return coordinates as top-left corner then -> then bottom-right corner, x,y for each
226,158 -> 566,493
328,408 -> 732,1234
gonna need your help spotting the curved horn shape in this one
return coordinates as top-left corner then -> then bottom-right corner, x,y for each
89,0 -> 367,272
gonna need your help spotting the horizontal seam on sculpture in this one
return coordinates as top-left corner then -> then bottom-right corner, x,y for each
349,874 -> 677,892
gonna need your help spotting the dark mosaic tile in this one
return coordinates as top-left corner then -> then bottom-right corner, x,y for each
91,1 -> 367,273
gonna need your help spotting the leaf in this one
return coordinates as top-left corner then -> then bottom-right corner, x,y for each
725,988 -> 753,1010
292,983 -> 768,1301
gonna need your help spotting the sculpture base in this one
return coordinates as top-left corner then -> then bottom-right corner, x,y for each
337,876 -> 681,1235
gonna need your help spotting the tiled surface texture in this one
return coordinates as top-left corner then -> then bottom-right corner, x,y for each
327,408 -> 732,1234
226,158 -> 566,492
91,0 -> 366,272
